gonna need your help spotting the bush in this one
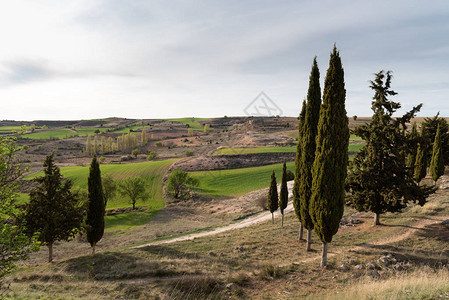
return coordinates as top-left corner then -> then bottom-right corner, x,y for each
286,169 -> 294,181
166,168 -> 199,199
146,151 -> 158,161
155,142 -> 163,147
185,150 -> 194,157
131,149 -> 139,158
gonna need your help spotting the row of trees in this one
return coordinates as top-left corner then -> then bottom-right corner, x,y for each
288,48 -> 443,267
85,129 -> 149,156
16,154 -> 151,263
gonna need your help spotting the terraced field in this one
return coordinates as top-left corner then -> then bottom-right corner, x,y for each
166,117 -> 210,130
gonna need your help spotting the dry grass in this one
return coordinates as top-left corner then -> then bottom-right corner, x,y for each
322,267 -> 449,300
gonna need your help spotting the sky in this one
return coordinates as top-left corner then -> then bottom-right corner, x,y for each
1,0 -> 448,121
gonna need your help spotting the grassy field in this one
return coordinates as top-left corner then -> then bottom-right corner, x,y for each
190,162 -> 295,198
25,159 -> 178,232
0,125 -> 29,134
74,127 -> 112,135
214,143 -> 364,156
166,117 -> 210,130
21,129 -> 76,140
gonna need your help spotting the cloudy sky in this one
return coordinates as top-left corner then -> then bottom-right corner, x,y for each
1,0 -> 448,120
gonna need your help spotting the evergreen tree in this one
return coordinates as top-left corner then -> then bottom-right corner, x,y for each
310,46 -> 348,267
430,125 -> 445,183
268,170 -> 279,224
299,57 -> 321,251
414,136 -> 427,183
19,154 -> 85,262
279,160 -> 289,227
406,122 -> 419,176
347,71 -> 436,228
86,156 -> 105,254
422,113 -> 449,165
293,100 -> 306,239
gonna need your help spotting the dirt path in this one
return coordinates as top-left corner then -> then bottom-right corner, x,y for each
132,182 -> 295,249
293,214 -> 449,265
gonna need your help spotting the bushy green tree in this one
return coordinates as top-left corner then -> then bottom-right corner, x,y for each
86,156 -> 105,254
0,136 -> 40,285
279,161 -> 289,227
299,57 -> 321,251
166,168 -> 199,199
414,136 -> 428,183
102,174 -> 117,207
293,100 -> 306,239
19,154 -> 85,262
310,46 -> 348,267
347,71 -> 436,228
119,177 -> 149,209
268,170 -> 279,224
430,125 -> 445,183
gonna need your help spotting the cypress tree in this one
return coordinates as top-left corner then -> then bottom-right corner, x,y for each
406,122 -> 419,176
430,125 -> 445,184
268,170 -> 279,224
414,137 -> 427,183
86,155 -> 105,254
279,160 -> 289,227
310,46 -> 348,267
293,100 -> 306,239
299,57 -> 321,251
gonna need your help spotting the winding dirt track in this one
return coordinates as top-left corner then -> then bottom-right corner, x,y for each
132,182 -> 295,249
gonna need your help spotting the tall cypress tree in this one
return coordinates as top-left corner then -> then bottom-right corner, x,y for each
268,170 -> 279,224
293,100 -> 306,239
279,160 -> 289,227
299,57 -> 321,251
86,155 -> 105,254
430,125 -> 445,184
414,133 -> 427,184
310,46 -> 348,267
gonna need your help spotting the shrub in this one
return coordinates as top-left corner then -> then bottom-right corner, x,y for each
286,169 -> 294,181
146,151 -> 158,161
131,149 -> 139,158
185,150 -> 194,157
155,142 -> 163,147
166,168 -> 199,199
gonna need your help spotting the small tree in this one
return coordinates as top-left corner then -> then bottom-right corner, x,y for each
430,125 -> 445,184
421,113 -> 449,165
86,135 -> 93,156
0,136 -> 40,284
102,174 -> 117,207
86,156 -> 105,254
279,161 -> 289,227
268,170 -> 279,224
132,149 -> 139,158
203,124 -> 211,135
414,139 -> 427,183
19,154 -> 85,262
141,129 -> 148,145
187,128 -> 194,137
93,136 -> 99,155
166,168 -> 199,199
406,122 -> 419,176
146,151 -> 158,161
119,177 -> 149,209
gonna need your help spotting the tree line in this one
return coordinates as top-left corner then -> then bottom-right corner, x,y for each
266,46 -> 444,267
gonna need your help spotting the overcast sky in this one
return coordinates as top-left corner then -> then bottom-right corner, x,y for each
1,0 -> 448,121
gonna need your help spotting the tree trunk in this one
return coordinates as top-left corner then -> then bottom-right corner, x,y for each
299,223 -> 304,240
92,242 -> 96,255
272,213 -> 274,224
306,229 -> 312,251
48,242 -> 53,263
320,242 -> 328,267
132,201 -> 136,210
374,213 -> 380,226
281,214 -> 284,227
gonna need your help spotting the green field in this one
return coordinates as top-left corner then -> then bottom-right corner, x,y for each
166,117 -> 210,130
25,159 -> 177,231
21,129 -> 76,140
74,127 -> 112,135
0,126 -> 29,134
214,143 -> 364,156
190,162 -> 295,198
110,125 -> 149,134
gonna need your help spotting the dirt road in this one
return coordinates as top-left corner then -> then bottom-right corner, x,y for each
132,182 -> 295,249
